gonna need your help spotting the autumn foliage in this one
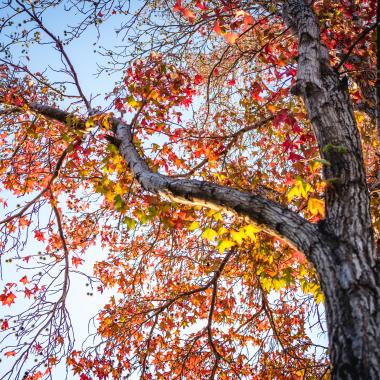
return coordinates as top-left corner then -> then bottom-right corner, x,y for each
0,0 -> 378,379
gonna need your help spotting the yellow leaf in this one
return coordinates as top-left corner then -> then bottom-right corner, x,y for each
231,230 -> 244,245
287,185 -> 299,202
218,240 -> 236,253
287,177 -> 314,201
148,89 -> 160,101
212,212 -> 223,221
127,96 -> 141,108
217,226 -> 228,235
202,228 -> 217,241
85,117 -> 95,129
308,198 -> 325,217
102,115 -> 112,130
188,221 -> 200,231
243,224 -> 261,240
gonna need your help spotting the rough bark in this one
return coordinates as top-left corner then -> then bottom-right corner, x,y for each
284,0 -> 380,378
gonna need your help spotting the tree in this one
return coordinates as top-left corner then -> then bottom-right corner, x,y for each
0,0 -> 379,379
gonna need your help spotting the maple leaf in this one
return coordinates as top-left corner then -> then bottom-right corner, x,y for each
194,74 -> 203,85
19,217 -> 30,228
1,320 -> 9,330
288,151 -> 303,162
195,1 -> 207,10
24,288 -> 33,299
19,275 -> 28,285
214,20 -> 224,35
308,198 -> 325,217
72,256 -> 84,268
181,8 -> 196,23
218,239 -> 235,253
4,351 -> 16,357
34,230 -> 45,242
0,291 -> 16,306
202,228 -> 217,241
225,32 -> 239,44
173,1 -> 196,23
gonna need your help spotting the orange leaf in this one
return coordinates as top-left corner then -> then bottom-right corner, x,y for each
72,256 -> 84,268
225,32 -> 239,45
0,291 -> 16,306
5,351 -> 16,357
181,8 -> 196,23
19,217 -> 30,228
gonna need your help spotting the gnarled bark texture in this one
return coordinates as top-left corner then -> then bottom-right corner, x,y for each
284,0 -> 380,378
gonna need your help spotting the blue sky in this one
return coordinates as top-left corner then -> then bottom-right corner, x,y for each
0,2 -> 131,379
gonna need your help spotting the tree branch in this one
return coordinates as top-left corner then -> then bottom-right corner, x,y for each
17,101 -> 322,266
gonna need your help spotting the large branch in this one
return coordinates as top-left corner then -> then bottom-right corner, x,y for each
21,101 -> 323,264
113,121 -> 323,259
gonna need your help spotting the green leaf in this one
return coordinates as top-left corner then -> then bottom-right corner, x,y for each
123,216 -> 137,230
113,194 -> 125,211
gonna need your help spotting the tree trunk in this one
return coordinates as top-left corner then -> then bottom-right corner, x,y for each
283,0 -> 380,378
313,235 -> 380,379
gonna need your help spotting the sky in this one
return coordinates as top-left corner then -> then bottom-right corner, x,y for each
0,2 -> 132,379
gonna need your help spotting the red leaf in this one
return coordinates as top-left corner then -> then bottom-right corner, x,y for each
5,351 -> 16,357
0,291 -> 16,306
173,1 -> 196,23
19,275 -> 28,285
214,20 -> 223,35
1,320 -> 9,330
173,0 -> 182,12
243,13 -> 254,29
288,151 -> 303,162
34,230 -> 45,242
194,74 -> 203,85
24,288 -> 33,299
114,98 -> 124,111
195,0 -> 207,10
